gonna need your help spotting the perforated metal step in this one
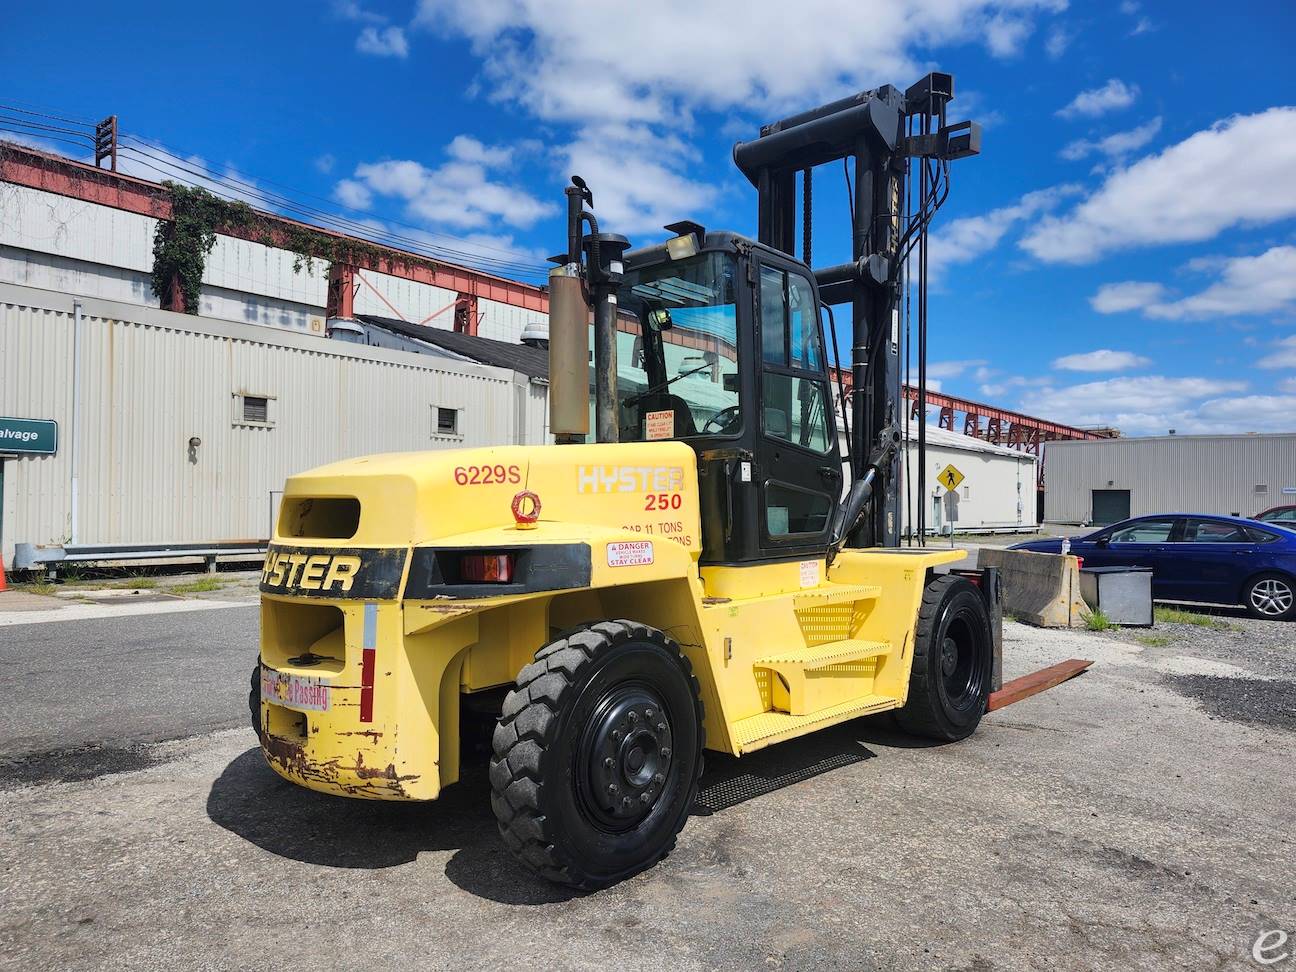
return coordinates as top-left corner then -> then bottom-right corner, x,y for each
755,639 -> 891,674
730,694 -> 896,754
791,584 -> 881,611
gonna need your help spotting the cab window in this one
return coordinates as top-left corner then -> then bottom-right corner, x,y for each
613,251 -> 741,440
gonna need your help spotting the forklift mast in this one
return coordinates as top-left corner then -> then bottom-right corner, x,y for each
733,72 -> 980,547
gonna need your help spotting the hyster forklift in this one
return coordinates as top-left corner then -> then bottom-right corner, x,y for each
255,73 -> 998,889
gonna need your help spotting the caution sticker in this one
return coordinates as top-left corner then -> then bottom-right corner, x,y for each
799,560 -> 820,588
608,540 -> 654,567
645,409 -> 674,440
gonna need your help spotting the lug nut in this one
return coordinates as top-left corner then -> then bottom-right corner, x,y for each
640,792 -> 652,804
622,796 -> 633,808
645,708 -> 655,719
604,757 -> 614,769
628,711 -> 639,724
653,773 -> 664,784
661,747 -> 671,758
608,783 -> 619,795
657,723 -> 667,733
612,729 -> 622,742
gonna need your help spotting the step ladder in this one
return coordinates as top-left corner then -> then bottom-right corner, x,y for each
755,639 -> 892,716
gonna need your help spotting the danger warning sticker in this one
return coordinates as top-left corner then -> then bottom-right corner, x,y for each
645,409 -> 674,440
607,540 -> 654,567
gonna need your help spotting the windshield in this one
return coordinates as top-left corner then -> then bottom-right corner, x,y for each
609,251 -> 741,441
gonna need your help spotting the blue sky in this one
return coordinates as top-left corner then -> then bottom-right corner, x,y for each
3,0 -> 1295,436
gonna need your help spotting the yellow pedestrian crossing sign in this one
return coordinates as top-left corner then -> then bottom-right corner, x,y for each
938,463 -> 965,492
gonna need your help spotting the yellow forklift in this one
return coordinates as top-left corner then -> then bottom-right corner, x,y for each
255,73 -> 1000,888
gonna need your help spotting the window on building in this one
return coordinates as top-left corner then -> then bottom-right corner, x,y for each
435,407 -> 460,436
233,392 -> 274,427
243,396 -> 269,424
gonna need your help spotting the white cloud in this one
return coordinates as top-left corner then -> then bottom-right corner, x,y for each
344,137 -> 556,231
1280,377 -> 1296,393
334,178 -> 373,210
558,123 -> 717,235
1118,0 -> 1139,13
979,375 -> 1028,397
1052,349 -> 1152,372
1089,281 -> 1169,313
1259,335 -> 1296,370
1129,16 -> 1155,35
1056,79 -> 1138,119
412,0 -> 1065,228
1060,116 -> 1161,161
927,359 -> 988,380
1018,375 -> 1254,436
928,184 -> 1081,276
1022,108 -> 1296,263
417,0 -> 1066,124
356,25 -> 408,57
314,153 -> 336,174
1044,24 -> 1071,59
1090,247 -> 1296,321
333,0 -> 386,22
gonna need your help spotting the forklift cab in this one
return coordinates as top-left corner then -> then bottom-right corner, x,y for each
612,231 -> 844,566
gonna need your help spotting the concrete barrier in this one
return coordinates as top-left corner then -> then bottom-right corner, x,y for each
975,549 -> 1088,628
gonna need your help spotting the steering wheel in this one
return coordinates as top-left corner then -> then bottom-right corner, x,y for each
702,405 -> 741,434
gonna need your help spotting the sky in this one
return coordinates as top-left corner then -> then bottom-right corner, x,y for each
3,0 -> 1295,437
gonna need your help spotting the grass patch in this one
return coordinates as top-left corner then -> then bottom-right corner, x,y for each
1154,606 -> 1229,630
168,577 -> 225,594
1136,634 -> 1172,647
1082,609 -> 1115,631
107,578 -> 158,590
13,581 -> 58,596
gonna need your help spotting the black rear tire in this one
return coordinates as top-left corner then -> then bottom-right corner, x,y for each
1243,573 -> 1296,621
248,664 -> 261,735
896,575 -> 993,741
490,620 -> 704,890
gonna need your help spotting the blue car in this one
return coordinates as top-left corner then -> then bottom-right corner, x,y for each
1012,514 -> 1296,621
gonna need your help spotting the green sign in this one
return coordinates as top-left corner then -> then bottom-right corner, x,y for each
0,417 -> 58,456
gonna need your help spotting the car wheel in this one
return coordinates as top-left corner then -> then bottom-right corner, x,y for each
1243,573 -> 1296,621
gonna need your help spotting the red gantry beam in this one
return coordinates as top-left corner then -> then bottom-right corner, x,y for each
0,141 -> 550,315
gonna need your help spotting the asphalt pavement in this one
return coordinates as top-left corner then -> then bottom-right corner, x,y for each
0,601 -> 1292,970
0,605 -> 258,772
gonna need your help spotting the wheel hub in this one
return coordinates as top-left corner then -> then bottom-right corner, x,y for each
580,686 -> 673,831
1252,579 -> 1294,616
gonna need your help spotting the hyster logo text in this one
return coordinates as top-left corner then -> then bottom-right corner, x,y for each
577,465 -> 685,494
262,550 -> 361,592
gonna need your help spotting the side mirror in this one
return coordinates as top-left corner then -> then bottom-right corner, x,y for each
648,308 -> 674,331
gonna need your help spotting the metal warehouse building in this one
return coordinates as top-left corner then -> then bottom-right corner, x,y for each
1044,433 -> 1296,525
902,422 -> 1038,535
0,282 -> 549,570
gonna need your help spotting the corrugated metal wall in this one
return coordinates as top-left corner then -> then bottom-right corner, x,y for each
1045,435 -> 1296,523
0,282 -> 546,561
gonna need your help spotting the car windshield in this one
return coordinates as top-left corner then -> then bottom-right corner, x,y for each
610,251 -> 741,441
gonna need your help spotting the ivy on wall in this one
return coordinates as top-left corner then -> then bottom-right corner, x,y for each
149,182 -> 438,314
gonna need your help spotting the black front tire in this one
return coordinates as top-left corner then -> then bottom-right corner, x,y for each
896,575 -> 993,741
490,620 -> 704,890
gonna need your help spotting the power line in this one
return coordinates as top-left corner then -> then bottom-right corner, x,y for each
116,137 -> 547,278
0,102 -> 551,281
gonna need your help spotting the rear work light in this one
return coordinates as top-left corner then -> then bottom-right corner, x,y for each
460,552 -> 516,583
